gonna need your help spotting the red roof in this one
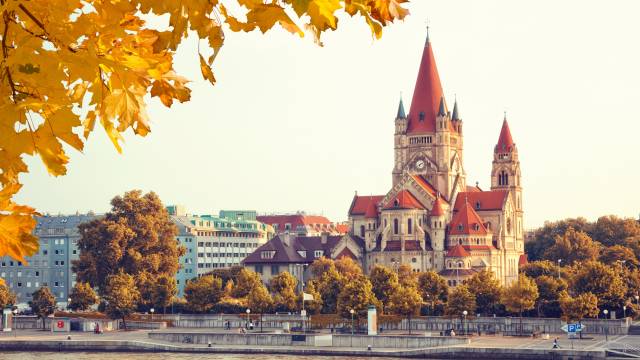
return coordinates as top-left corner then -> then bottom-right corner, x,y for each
431,195 -> 445,216
519,254 -> 528,266
463,245 -> 495,251
384,190 -> 425,210
446,244 -> 470,257
411,175 -> 438,198
407,38 -> 444,134
256,214 -> 333,233
454,190 -> 508,212
495,118 -> 515,153
466,185 -> 482,192
449,197 -> 488,235
335,224 -> 349,234
349,195 -> 384,217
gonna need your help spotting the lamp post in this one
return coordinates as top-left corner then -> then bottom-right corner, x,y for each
67,298 -> 72,311
150,308 -> 154,321
246,308 -> 251,330
462,310 -> 467,335
624,306 -> 627,318
557,259 -> 562,279
350,309 -> 355,335
12,309 -> 18,338
603,309 -> 609,342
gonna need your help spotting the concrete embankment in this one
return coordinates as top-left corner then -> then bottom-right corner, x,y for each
0,339 -> 607,359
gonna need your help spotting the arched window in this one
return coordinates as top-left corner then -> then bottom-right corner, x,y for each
475,201 -> 481,210
408,218 -> 413,234
360,225 -> 365,237
384,219 -> 387,228
458,261 -> 463,268
393,218 -> 399,234
507,218 -> 512,235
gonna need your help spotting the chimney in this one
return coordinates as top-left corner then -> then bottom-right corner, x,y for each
321,232 -> 328,245
283,232 -> 295,247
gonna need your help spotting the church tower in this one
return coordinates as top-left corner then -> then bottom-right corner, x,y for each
491,115 -> 523,240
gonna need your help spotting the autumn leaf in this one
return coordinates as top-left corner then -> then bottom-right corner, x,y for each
199,54 -> 216,85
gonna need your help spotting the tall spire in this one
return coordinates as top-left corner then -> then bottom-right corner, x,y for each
396,96 -> 406,119
451,98 -> 460,121
495,115 -> 515,153
407,31 -> 445,134
437,96 -> 446,116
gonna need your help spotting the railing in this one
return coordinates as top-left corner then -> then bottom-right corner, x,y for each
624,343 -> 640,357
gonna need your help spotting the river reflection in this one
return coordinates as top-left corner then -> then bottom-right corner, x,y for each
0,353 -> 401,360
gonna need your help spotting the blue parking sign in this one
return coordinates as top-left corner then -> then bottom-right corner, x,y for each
567,324 -> 576,333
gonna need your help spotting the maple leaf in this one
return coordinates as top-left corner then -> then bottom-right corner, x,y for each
199,54 -> 216,85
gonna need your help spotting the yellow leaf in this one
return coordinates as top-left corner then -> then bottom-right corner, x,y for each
199,54 -> 216,85
247,4 -> 304,36
45,106 -> 85,151
307,0 -> 341,30
33,125 -> 70,176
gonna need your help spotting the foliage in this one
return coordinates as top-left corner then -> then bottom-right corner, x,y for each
599,245 -> 639,268
445,285 -> 476,317
301,280 -> 323,315
591,215 -> 640,247
72,190 -> 182,302
465,270 -> 502,315
520,260 -> 561,278
29,286 -> 56,329
336,275 -> 378,320
397,264 -> 418,288
231,268 -> 263,298
570,260 -> 627,311
369,264 -> 399,310
103,271 -> 140,329
388,285 -> 422,333
68,282 -> 98,312
543,227 -> 600,265
525,218 -> 592,261
184,275 -> 224,313
309,256 -> 335,278
270,271 -> 298,312
315,266 -> 345,314
247,281 -> 273,331
151,274 -> 177,312
559,291 -> 599,322
533,275 -> 566,317
0,0 -> 409,263
418,270 -> 448,312
501,275 -> 538,317
335,256 -> 363,278
208,266 -> 244,284
0,283 -> 17,309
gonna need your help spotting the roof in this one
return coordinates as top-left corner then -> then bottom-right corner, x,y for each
242,234 -> 344,265
454,190 -> 508,212
462,245 -> 495,251
256,214 -> 336,233
383,190 -> 425,210
407,36 -> 445,134
495,118 -> 515,153
349,195 -> 384,217
449,197 -> 489,235
466,185 -> 482,192
383,240 -> 423,252
410,174 -> 438,198
439,269 -> 477,277
335,223 -> 349,234
396,97 -> 406,119
451,100 -> 460,121
446,244 -> 471,257
431,195 -> 445,217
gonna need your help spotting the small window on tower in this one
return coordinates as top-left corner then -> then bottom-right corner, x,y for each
475,201 -> 481,210
419,111 -> 425,121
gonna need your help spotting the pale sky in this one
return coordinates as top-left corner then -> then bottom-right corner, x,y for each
15,0 -> 640,228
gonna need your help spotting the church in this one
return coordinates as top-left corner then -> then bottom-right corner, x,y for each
348,33 -> 525,286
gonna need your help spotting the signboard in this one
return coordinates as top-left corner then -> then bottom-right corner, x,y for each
561,323 -> 584,333
52,318 -> 70,332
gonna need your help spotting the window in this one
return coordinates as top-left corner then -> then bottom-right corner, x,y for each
271,265 -> 279,275
72,250 -> 77,255
475,201 -> 481,210
418,111 -> 425,121
411,258 -> 417,263
457,224 -> 463,231
314,250 -> 323,258
360,225 -> 365,237
255,265 -> 263,274
54,281 -> 59,287
285,223 -> 291,230
393,219 -> 399,235
408,219 -> 412,234
297,251 -> 307,258
261,251 -> 275,259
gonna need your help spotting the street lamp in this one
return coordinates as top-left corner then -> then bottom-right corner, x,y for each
350,309 -> 355,335
462,310 -> 468,335
557,259 -> 562,279
603,309 -> 609,342
12,309 -> 18,338
246,308 -> 251,330
624,306 -> 627,318
150,308 -> 154,321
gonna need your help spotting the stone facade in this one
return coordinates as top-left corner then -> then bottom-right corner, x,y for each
348,35 -> 525,286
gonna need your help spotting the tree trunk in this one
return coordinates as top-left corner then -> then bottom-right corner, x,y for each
408,313 -> 412,335
122,316 -> 127,330
519,309 -> 523,336
260,313 -> 263,333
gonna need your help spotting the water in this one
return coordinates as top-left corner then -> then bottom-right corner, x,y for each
0,353 -> 395,360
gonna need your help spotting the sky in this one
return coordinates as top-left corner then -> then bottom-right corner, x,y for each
15,0 -> 640,228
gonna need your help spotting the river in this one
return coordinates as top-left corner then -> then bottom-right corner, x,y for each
0,353 -> 400,360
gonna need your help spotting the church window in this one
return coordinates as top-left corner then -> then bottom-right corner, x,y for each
486,222 -> 491,230
419,218 -> 422,226
412,258 -> 417,263
408,219 -> 412,234
393,219 -> 399,235
507,218 -> 512,235
394,199 -> 399,207
419,111 -> 425,121
457,224 -> 463,231
458,261 -> 463,268
360,225 -> 365,238
458,239 -> 462,245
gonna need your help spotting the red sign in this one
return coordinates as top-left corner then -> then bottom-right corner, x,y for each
57,320 -> 64,328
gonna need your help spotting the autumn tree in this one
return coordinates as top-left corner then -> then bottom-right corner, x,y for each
184,275 -> 224,313
520,260 -> 561,279
336,276 -> 378,322
559,291 -> 599,323
0,0 -> 409,266
369,265 -> 399,311
301,280 -> 323,315
315,266 -> 345,314
418,271 -> 449,314
388,285 -> 422,334
543,227 -> 600,265
533,275 -> 567,317
151,274 -> 177,313
599,245 -> 639,268
73,191 -> 182,305
103,272 -> 140,330
231,268 -> 263,298
465,270 -> 502,315
501,275 -> 538,334
246,282 -> 273,332
570,260 -> 627,311
525,218 -> 592,261
309,257 -> 335,278
445,285 -> 476,319
68,282 -> 98,312
591,216 -> 640,247
29,286 -> 56,329
270,271 -> 298,313
335,256 -> 363,278
397,264 -> 418,289
0,283 -> 17,309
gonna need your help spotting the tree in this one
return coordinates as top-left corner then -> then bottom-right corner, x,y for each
591,216 -> 640,247
501,275 -> 538,335
369,265 -> 399,310
543,227 -> 600,265
103,272 -> 140,330
151,274 -> 177,313
301,280 -> 323,315
0,0 -> 408,265
335,256 -> 363,278
445,285 -> 476,318
68,282 -> 98,312
525,218 -> 592,261
0,283 -> 17,309
231,268 -> 263,298
184,275 -> 224,313
388,285 -> 422,334
559,291 -> 599,323
246,282 -> 273,332
270,271 -> 298,313
397,264 -> 418,288
465,270 -> 502,316
599,245 -> 639,268
533,275 -> 567,318
570,260 -> 627,311
418,271 -> 449,314
29,286 -> 56,329
316,267 -> 345,314
309,257 -> 335,278
72,190 -> 183,304
520,260 -> 561,278
336,276 -> 378,322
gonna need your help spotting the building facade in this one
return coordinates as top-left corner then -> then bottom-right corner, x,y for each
0,214 -> 96,307
348,34 -> 525,286
256,213 -> 347,237
172,210 -> 274,296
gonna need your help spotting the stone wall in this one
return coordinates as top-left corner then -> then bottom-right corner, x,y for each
332,334 -> 468,348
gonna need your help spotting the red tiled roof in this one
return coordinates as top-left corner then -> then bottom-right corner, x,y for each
405,241 -> 423,251
384,240 -> 401,251
411,175 -> 438,198
407,39 -> 444,134
336,247 -> 357,260
462,245 -> 495,251
453,190 -> 508,212
384,190 -> 425,210
449,197 -> 488,235
383,240 -> 424,251
257,215 -> 334,234
466,185 -> 482,192
335,224 -> 349,234
495,118 -> 515,153
431,196 -> 445,216
446,244 -> 471,257
349,195 -> 384,217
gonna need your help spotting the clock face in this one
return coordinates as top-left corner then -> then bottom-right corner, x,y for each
416,159 -> 425,170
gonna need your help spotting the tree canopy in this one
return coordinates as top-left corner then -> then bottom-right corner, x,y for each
68,282 -> 98,312
103,271 -> 140,329
369,264 -> 399,310
29,286 -> 56,328
0,283 -> 17,309
184,275 -> 224,313
445,285 -> 476,317
465,270 -> 502,315
570,260 -> 627,310
336,275 -> 378,320
0,0 -> 410,265
559,291 -> 599,323
270,271 -> 299,312
501,275 -> 538,317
